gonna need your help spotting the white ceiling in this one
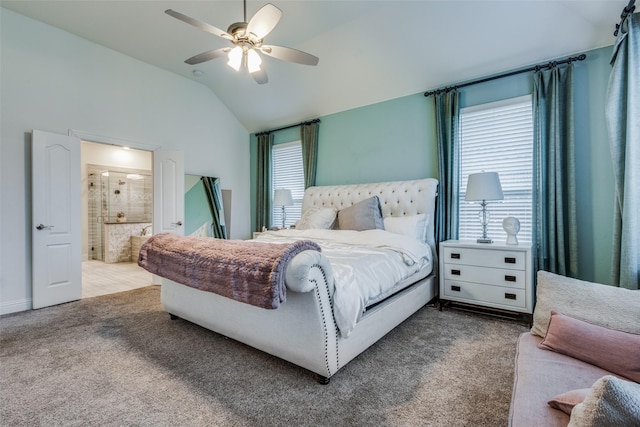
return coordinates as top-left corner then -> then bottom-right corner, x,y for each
1,0 -> 627,133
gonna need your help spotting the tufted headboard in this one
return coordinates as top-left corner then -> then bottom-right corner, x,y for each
301,178 -> 439,254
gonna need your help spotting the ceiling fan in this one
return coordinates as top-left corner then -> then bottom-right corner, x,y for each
165,0 -> 319,84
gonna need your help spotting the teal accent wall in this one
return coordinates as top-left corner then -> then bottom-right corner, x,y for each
251,45 -> 615,285
185,179 -> 211,236
314,94 -> 438,185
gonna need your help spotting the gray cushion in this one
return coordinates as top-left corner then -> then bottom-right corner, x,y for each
531,271 -> 640,339
336,196 -> 384,231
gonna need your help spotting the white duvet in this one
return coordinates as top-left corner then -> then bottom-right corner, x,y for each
254,229 -> 433,337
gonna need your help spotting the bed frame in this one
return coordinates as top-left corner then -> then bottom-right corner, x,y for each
161,178 -> 439,383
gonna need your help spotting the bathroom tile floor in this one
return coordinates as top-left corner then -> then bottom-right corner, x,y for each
82,260 -> 153,298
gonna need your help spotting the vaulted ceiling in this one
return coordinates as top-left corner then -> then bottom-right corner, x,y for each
1,0 -> 628,133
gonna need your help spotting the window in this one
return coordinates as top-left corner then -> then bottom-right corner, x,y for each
458,95 -> 533,242
271,141 -> 304,228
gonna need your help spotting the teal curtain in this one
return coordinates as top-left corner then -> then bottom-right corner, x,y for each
532,64 -> 578,277
255,132 -> 273,232
201,176 -> 227,239
434,90 -> 460,245
605,12 -> 640,290
300,121 -> 319,189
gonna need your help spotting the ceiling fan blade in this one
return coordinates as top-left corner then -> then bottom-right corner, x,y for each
251,68 -> 269,85
185,48 -> 230,65
246,4 -> 282,39
165,9 -> 232,40
261,45 -> 319,66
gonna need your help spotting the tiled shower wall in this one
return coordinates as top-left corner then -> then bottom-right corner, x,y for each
87,165 -> 152,261
88,172 -> 103,260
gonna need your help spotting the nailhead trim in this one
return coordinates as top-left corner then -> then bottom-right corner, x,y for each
311,263 -> 339,377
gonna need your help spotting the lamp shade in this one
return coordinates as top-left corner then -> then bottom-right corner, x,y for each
273,189 -> 293,206
465,172 -> 504,202
227,46 -> 243,71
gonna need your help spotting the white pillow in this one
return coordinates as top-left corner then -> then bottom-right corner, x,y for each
383,214 -> 429,242
295,207 -> 338,230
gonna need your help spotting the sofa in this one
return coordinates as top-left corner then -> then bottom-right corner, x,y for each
509,271 -> 640,426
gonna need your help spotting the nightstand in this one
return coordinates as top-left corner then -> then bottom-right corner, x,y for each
439,240 -> 534,321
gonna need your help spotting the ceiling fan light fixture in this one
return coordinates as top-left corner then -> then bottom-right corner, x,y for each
227,46 -> 243,71
247,49 -> 262,73
167,1 -> 318,83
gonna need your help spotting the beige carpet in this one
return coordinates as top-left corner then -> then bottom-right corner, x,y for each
0,286 -> 527,426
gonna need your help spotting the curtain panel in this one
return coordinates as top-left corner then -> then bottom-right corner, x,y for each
532,65 -> 579,277
434,90 -> 460,246
255,133 -> 273,232
300,121 -> 319,189
606,12 -> 640,290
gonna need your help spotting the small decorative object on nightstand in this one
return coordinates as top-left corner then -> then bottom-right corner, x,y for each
503,217 -> 520,245
465,172 -> 503,243
439,240 -> 533,322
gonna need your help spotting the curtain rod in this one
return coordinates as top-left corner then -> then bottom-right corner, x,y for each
255,118 -> 320,137
423,54 -> 587,98
615,0 -> 636,36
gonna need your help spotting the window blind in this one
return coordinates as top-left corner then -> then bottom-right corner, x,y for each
458,95 -> 533,242
272,141 -> 304,228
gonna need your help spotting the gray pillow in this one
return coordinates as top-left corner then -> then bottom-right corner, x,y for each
336,196 -> 385,231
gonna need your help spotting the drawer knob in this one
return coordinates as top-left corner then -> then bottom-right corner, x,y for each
504,257 -> 516,264
505,293 -> 517,300
451,285 -> 461,292
451,253 -> 461,259
451,269 -> 461,276
505,275 -> 517,282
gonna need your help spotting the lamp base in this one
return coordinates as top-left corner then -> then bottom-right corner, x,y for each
476,238 -> 493,244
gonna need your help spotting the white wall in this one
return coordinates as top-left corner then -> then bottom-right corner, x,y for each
0,8 -> 251,314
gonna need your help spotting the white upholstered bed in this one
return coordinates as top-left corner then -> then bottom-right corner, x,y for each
159,178 -> 439,382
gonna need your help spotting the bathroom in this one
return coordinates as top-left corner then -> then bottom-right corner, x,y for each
82,142 -> 153,297
86,166 -> 152,262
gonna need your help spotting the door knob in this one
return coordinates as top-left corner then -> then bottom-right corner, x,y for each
172,221 -> 183,227
36,224 -> 54,230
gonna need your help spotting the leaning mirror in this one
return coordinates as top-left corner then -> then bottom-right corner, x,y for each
185,175 -> 227,239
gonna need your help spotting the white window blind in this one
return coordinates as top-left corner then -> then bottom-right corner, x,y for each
458,95 -> 533,243
272,141 -> 304,228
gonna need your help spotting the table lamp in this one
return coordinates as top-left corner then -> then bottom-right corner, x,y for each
465,172 -> 504,243
273,188 -> 293,229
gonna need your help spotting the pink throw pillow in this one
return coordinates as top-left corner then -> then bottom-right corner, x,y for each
547,388 -> 590,414
539,311 -> 640,383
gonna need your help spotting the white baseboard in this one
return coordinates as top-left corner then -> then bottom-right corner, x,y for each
0,298 -> 32,315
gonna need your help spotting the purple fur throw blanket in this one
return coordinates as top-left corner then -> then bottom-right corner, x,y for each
138,233 -> 321,309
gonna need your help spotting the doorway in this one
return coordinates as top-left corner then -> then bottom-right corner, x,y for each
81,141 -> 153,298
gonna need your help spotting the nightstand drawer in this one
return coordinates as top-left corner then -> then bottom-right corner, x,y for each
443,246 -> 525,270
443,265 -> 526,289
443,280 -> 526,309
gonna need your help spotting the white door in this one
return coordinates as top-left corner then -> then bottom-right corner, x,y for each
152,150 -> 184,285
153,150 -> 184,236
32,130 -> 81,309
